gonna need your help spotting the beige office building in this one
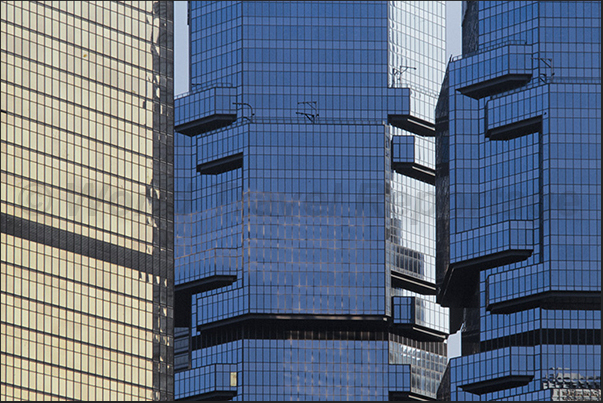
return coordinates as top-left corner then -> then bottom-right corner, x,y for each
1,1 -> 174,400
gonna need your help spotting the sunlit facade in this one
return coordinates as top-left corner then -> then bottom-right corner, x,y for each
437,1 -> 601,400
174,1 -> 448,400
1,1 -> 174,400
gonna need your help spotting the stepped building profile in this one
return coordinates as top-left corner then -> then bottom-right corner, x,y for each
173,1 -> 448,400
436,1 -> 601,400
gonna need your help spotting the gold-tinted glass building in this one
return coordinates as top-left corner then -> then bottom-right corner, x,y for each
1,1 -> 173,400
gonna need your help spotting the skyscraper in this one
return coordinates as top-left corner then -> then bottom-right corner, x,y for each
174,1 -> 447,400
436,1 -> 601,400
1,1 -> 174,400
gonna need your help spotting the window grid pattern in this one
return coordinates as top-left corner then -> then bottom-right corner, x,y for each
440,1 -> 601,401
175,1 -> 447,400
1,1 -> 174,400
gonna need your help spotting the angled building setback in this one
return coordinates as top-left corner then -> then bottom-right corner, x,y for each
174,1 -> 448,400
437,1 -> 601,400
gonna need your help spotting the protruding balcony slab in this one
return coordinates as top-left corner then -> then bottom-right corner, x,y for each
175,364 -> 238,401
460,375 -> 534,395
452,43 -> 533,99
175,87 -> 237,136
486,115 -> 542,140
176,114 -> 237,137
457,74 -> 532,100
391,135 -> 435,184
439,248 -> 532,307
454,346 -> 535,395
389,391 -> 437,401
391,271 -> 436,295
485,260 -> 602,314
174,248 -> 239,326
389,114 -> 436,137
485,83 -> 548,140
486,286 -> 601,314
391,162 -> 435,185
388,364 -> 437,400
387,87 -> 436,136
451,248 -> 533,272
197,153 -> 243,175
488,290 -> 601,314
392,296 -> 448,342
439,220 -> 534,307
197,313 -> 388,333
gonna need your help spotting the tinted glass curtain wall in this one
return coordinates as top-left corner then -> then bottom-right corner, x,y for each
174,1 -> 447,400
1,1 -> 174,401
436,1 -> 601,401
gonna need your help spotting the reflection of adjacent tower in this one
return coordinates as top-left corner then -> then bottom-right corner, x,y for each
174,1 -> 448,400
149,1 -> 175,400
0,1 -> 174,400
437,1 -> 601,401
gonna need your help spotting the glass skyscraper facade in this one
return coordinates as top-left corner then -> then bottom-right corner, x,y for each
1,1 -> 174,400
174,1 -> 447,400
436,1 -> 601,401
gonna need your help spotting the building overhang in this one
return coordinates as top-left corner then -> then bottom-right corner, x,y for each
176,114 -> 237,137
487,290 -> 602,314
391,162 -> 435,185
391,271 -> 437,295
389,114 -> 436,137
438,249 -> 533,308
460,375 -> 534,395
486,115 -> 542,140
457,74 -> 532,99
197,153 -> 243,175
